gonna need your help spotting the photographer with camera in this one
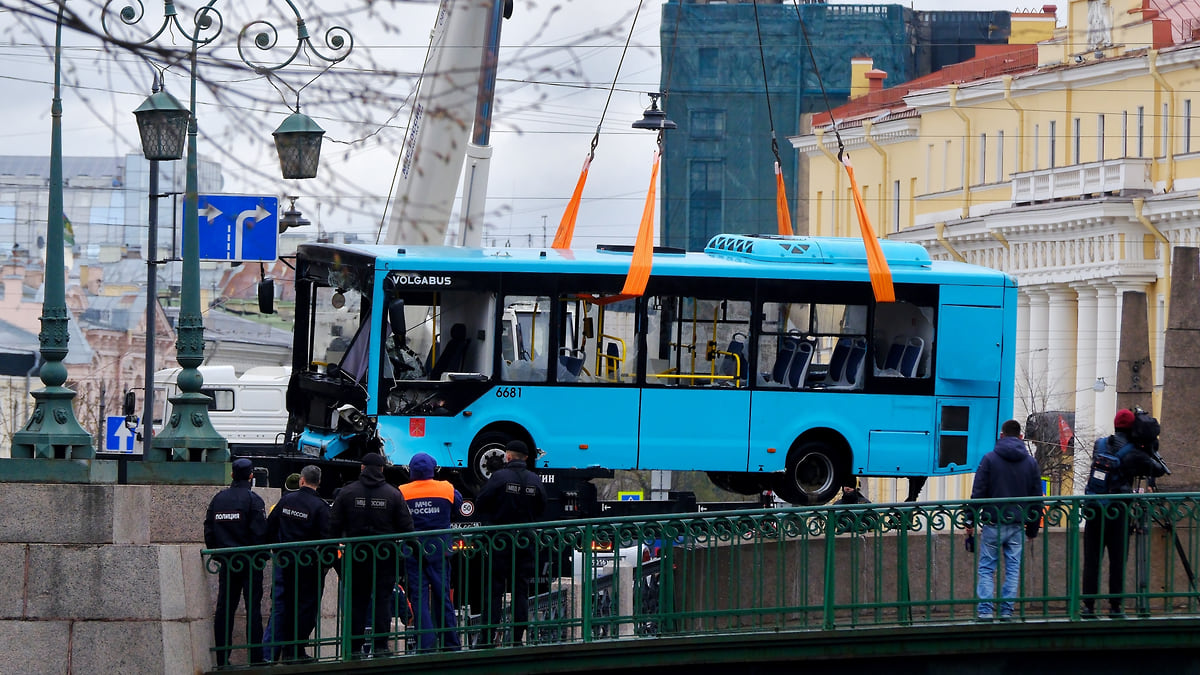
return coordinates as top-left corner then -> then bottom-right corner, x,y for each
1081,408 -> 1168,619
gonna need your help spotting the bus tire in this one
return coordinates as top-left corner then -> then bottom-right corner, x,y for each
775,441 -> 843,505
467,430 -> 514,489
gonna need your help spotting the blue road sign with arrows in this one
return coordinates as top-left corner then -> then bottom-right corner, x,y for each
186,195 -> 279,262
106,415 -> 137,453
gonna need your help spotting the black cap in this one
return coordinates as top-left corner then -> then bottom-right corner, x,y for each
232,458 -> 254,480
505,440 -> 529,457
361,452 -> 386,467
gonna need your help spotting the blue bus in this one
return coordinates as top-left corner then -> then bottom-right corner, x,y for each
287,234 -> 1017,505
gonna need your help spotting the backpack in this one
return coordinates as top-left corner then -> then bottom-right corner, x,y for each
1085,436 -> 1127,495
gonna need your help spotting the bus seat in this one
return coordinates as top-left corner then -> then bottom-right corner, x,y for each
823,337 -> 853,386
771,333 -> 800,384
558,350 -> 584,380
883,339 -> 906,372
787,340 -> 814,389
843,337 -> 868,387
900,336 -> 924,377
719,332 -> 748,385
605,342 -> 621,381
429,323 -> 469,380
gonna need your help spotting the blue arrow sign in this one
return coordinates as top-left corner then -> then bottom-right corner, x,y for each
105,415 -> 137,453
184,195 -> 279,262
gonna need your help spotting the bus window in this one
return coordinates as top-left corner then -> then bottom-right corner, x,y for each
646,295 -> 751,388
313,286 -> 364,369
873,301 -> 935,378
555,294 -> 637,385
501,296 -> 550,383
809,303 -> 868,390
758,302 -> 815,389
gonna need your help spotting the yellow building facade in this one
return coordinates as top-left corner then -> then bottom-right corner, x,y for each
792,0 -> 1197,497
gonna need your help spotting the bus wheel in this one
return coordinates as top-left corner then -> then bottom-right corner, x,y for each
468,431 -> 511,488
776,442 -> 842,505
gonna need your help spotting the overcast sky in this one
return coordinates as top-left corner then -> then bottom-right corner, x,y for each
0,0 -> 1036,247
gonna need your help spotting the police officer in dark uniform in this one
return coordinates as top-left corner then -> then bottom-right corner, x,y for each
266,465 -> 330,662
204,457 -> 268,666
330,452 -> 414,658
475,440 -> 547,647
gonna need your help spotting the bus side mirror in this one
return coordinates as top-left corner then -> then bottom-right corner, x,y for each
388,299 -> 407,349
258,278 -> 275,314
122,390 -> 137,417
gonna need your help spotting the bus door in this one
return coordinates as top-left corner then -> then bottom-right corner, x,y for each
934,290 -> 1006,472
638,295 -> 753,472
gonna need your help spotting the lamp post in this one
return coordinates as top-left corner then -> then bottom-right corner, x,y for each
102,0 -> 352,481
7,2 -> 96,473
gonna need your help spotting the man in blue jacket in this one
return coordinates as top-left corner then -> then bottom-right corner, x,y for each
964,419 -> 1042,620
400,453 -> 464,652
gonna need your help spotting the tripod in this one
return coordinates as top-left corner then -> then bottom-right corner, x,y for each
1133,476 -> 1196,617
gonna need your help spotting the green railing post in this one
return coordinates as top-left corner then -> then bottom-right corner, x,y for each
823,508 -> 836,630
581,524 -> 593,642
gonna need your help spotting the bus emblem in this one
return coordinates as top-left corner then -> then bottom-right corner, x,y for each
410,418 -> 425,437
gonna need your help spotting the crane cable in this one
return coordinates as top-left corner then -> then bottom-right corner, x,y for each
791,0 -> 893,302
753,0 -> 793,236
552,0 -> 647,249
617,1 -> 684,298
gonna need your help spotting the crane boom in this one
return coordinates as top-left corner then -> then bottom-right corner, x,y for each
384,0 -> 509,248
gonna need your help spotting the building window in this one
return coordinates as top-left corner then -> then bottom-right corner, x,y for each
1122,110 -> 1129,157
1098,114 -> 1105,161
689,110 -> 725,140
1137,106 -> 1145,157
1049,120 -> 1057,169
978,133 -> 987,184
1186,100 -> 1193,154
943,140 -> 951,191
996,130 -> 1004,179
1163,103 -> 1170,157
1073,117 -> 1081,164
893,179 -> 901,232
688,160 -> 723,250
925,144 -> 933,193
1033,124 -> 1040,170
698,47 -> 718,82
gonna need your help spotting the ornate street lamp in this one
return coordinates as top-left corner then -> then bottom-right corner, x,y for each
273,109 -> 325,179
132,89 -> 188,161
102,0 -> 353,483
7,2 -> 97,475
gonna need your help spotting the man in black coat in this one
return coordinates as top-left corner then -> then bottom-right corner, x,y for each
330,452 -> 414,658
1082,409 -> 1168,618
204,457 -> 268,666
266,465 -> 330,662
475,440 -> 547,647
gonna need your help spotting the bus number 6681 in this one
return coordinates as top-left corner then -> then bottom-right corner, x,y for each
496,387 -> 522,398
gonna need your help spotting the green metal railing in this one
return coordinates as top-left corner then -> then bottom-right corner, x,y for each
202,493 -> 1200,667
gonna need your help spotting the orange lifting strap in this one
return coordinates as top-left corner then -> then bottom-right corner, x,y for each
619,149 -> 660,298
775,161 -> 793,236
551,155 -> 592,249
842,153 -> 895,303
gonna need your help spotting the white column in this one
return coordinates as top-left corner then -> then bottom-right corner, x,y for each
1026,287 -> 1050,408
1015,290 -> 1031,423
1093,282 -> 1119,436
1045,285 -> 1078,411
1071,282 -> 1099,437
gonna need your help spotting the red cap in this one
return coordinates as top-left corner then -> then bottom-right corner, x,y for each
1114,409 -> 1135,430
